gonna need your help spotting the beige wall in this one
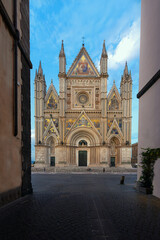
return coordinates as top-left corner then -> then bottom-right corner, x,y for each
153,159 -> 160,198
139,0 -> 160,90
0,1 -> 22,193
138,0 -> 160,198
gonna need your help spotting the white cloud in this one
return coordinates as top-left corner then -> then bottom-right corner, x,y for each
31,129 -> 35,140
108,19 -> 140,69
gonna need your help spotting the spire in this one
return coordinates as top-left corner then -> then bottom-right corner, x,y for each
100,40 -> 108,75
38,61 -> 43,75
59,40 -> 65,57
59,40 -> 66,74
101,40 -> 108,58
124,61 -> 128,75
82,37 -> 85,47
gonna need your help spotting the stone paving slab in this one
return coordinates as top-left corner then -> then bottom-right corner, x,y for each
0,173 -> 160,240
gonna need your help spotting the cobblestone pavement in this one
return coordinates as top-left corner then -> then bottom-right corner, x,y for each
0,173 -> 160,240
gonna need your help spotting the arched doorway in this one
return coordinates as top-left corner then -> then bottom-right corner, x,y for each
109,137 -> 120,167
66,128 -> 101,166
78,140 -> 88,166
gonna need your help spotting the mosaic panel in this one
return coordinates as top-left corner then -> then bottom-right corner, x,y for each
91,119 -> 100,132
71,54 -> 96,76
107,119 -> 113,131
117,119 -> 122,130
111,128 -> 119,134
74,115 -> 91,128
108,93 -> 119,110
47,92 -> 57,109
44,124 -> 57,141
66,119 -> 76,133
107,119 -> 122,131
44,119 -> 59,131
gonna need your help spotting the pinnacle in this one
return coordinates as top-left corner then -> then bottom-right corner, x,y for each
59,40 -> 65,57
38,61 -> 43,75
101,40 -> 108,58
124,61 -> 128,75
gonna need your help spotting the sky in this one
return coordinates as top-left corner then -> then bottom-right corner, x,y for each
30,0 -> 141,162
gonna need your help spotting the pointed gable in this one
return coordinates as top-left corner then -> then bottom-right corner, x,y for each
45,82 -> 59,110
43,119 -> 60,142
65,111 -> 101,137
74,113 -> 92,128
67,47 -> 100,77
107,119 -> 123,138
108,82 -> 121,111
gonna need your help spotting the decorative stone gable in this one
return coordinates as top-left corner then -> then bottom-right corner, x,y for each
46,92 -> 58,109
70,54 -> 97,77
67,46 -> 100,77
74,114 -> 91,128
66,119 -> 76,134
43,119 -> 59,142
107,119 -> 123,139
44,119 -> 59,131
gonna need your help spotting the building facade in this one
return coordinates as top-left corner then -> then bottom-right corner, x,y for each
0,0 -> 32,207
137,0 -> 160,198
35,41 -> 132,167
131,143 -> 138,167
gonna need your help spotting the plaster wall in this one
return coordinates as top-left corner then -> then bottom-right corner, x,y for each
138,0 -> 160,182
1,0 -> 13,19
0,2 -> 22,193
139,0 -> 160,90
153,159 -> 160,199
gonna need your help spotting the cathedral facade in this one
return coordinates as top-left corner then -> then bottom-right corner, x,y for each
34,41 -> 132,167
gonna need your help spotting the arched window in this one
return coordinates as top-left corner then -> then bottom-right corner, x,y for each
79,140 -> 87,146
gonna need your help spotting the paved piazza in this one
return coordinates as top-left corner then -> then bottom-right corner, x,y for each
0,173 -> 160,240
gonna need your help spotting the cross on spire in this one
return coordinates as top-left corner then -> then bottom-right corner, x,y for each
82,36 -> 85,46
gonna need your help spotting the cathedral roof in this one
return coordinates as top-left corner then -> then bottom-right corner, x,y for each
67,45 -> 100,77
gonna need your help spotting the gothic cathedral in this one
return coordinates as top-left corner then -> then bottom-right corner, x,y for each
34,41 -> 132,167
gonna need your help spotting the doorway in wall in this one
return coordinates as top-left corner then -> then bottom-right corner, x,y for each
50,156 -> 55,166
79,151 -> 87,166
110,157 -> 115,167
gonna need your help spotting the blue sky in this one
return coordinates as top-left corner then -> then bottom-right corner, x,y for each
30,0 -> 141,162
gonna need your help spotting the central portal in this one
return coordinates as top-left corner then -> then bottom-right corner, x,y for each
79,151 -> 87,166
